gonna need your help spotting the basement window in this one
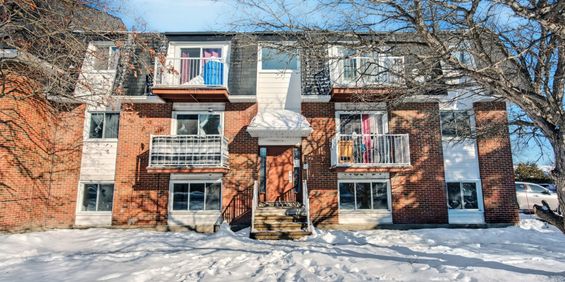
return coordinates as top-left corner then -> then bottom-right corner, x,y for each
446,182 -> 480,210
338,181 -> 390,210
80,183 -> 114,212
171,182 -> 221,211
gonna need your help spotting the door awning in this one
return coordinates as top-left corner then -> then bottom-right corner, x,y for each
247,110 -> 313,138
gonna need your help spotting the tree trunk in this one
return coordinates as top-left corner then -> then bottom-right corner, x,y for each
535,134 -> 565,233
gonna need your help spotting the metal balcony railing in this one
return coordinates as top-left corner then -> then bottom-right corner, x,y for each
149,135 -> 229,168
332,133 -> 410,166
154,57 -> 227,87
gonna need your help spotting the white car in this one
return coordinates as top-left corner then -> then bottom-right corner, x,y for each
515,182 -> 560,212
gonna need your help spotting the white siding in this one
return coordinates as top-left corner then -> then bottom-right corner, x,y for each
256,72 -> 301,112
442,141 -> 481,181
79,142 -> 118,181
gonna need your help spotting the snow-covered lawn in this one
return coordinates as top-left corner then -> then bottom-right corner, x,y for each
1,216 -> 565,281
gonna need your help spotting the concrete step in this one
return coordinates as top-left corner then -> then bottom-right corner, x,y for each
254,221 -> 305,231
251,230 -> 312,240
254,208 -> 289,216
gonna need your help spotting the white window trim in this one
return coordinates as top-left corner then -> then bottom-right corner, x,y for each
337,179 -> 392,212
168,179 -> 223,213
445,179 -> 484,212
257,44 -> 301,73
171,111 -> 224,136
335,111 -> 389,135
439,109 -> 476,141
76,181 -> 115,215
85,111 -> 120,142
87,41 -> 119,73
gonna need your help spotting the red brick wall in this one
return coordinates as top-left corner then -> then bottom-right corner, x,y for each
0,75 -> 84,231
112,103 -> 172,227
389,102 -> 448,224
301,103 -> 339,225
474,102 -> 519,224
222,103 -> 258,225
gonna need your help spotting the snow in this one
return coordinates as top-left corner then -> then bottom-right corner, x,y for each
247,110 -> 312,137
1,215 -> 565,281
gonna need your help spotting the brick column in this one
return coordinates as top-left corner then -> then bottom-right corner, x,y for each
301,103 -> 339,226
474,102 -> 519,224
389,102 -> 448,224
113,103 -> 172,227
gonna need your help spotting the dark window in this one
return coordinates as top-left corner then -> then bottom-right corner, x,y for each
261,47 -> 299,70
440,111 -> 472,138
80,183 -> 114,212
339,183 -> 355,209
89,113 -> 119,139
446,182 -> 479,210
515,183 -> 526,192
339,181 -> 389,210
172,183 -> 189,210
171,182 -> 221,211
176,114 -> 199,135
259,147 -> 267,193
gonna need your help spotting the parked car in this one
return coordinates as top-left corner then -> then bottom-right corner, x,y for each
515,182 -> 560,213
538,183 -> 557,193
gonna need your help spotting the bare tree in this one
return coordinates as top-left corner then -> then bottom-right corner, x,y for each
234,0 -> 565,232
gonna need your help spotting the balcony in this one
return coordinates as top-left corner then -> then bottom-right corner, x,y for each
332,134 -> 410,167
148,135 -> 229,173
152,57 -> 229,102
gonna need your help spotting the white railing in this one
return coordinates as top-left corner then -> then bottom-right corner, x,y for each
333,56 -> 405,86
302,180 -> 311,232
154,57 -> 227,87
251,180 -> 259,232
149,135 -> 229,168
332,133 -> 410,166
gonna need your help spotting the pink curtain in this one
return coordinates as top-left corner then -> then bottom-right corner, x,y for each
180,49 -> 191,84
362,114 -> 372,163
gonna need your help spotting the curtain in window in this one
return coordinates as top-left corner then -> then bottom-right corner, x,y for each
180,48 -> 200,84
203,48 -> 223,86
89,113 -> 104,138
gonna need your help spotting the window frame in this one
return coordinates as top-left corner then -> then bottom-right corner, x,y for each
337,179 -> 392,212
89,42 -> 120,72
86,111 -> 120,141
439,110 -> 474,140
332,46 -> 405,86
445,180 -> 484,211
171,111 -> 224,136
335,111 -> 389,136
257,44 -> 301,73
76,182 -> 115,215
168,179 -> 222,212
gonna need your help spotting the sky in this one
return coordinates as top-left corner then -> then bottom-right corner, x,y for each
113,0 -> 555,168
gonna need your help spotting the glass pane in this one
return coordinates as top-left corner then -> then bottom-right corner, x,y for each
97,184 -> 114,211
339,183 -> 355,209
108,47 -> 120,70
199,114 -> 221,135
261,47 -> 298,70
339,114 -> 362,135
355,183 -> 372,209
455,112 -> 471,137
259,147 -> 267,193
446,182 -> 462,209
180,48 -> 201,58
189,183 -> 205,211
89,113 -> 104,138
440,112 -> 456,137
372,182 -> 388,209
82,184 -> 98,211
203,48 -> 222,58
529,184 -> 547,194
172,183 -> 189,210
515,183 -> 526,192
205,183 -> 221,210
176,114 -> 199,135
462,183 -> 478,209
103,113 -> 120,138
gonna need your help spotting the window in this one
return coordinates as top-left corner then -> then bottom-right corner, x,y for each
260,47 -> 299,71
80,183 -> 114,212
440,111 -> 472,138
93,45 -> 119,71
339,181 -> 389,210
446,182 -> 479,210
172,182 -> 221,211
529,184 -> 548,194
178,47 -> 224,85
515,183 -> 526,192
337,112 -> 389,164
338,113 -> 386,135
89,112 -> 119,139
338,48 -> 404,85
176,113 -> 221,136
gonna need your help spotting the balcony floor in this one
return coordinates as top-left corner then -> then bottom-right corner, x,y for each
151,87 -> 229,102
146,166 -> 229,174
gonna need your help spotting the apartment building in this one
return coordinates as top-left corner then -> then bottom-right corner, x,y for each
1,32 -> 519,238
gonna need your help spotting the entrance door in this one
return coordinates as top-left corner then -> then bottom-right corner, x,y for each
263,146 -> 297,202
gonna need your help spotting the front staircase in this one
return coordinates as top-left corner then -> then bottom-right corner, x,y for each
249,180 -> 312,240
250,205 -> 311,240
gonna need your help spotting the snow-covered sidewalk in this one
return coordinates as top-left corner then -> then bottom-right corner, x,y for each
1,216 -> 564,281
